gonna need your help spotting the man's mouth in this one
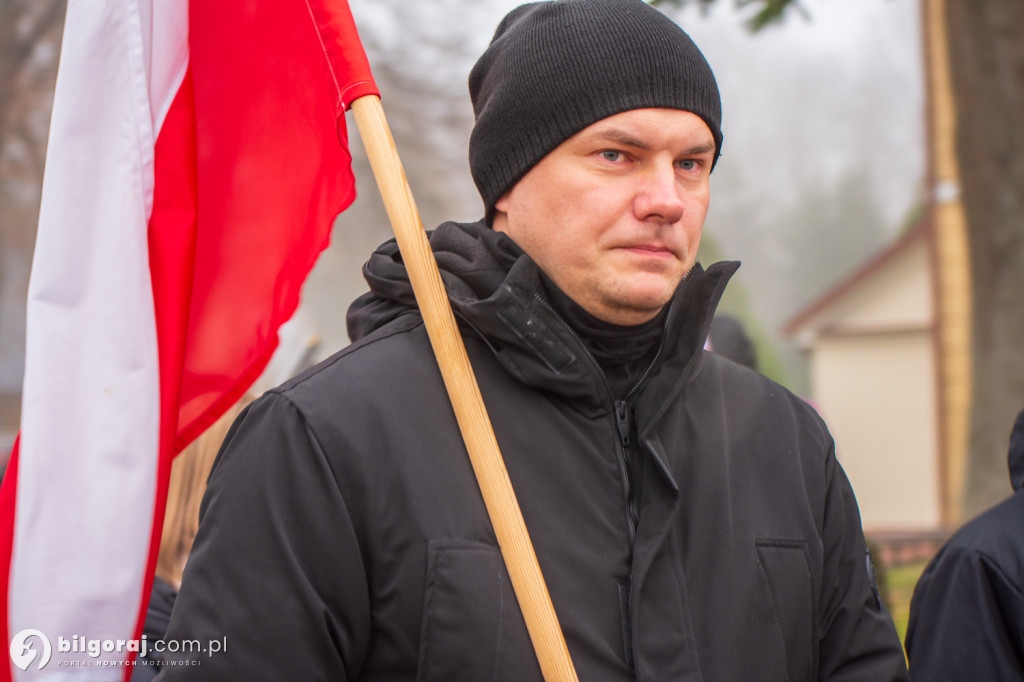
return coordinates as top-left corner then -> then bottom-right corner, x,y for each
621,244 -> 673,257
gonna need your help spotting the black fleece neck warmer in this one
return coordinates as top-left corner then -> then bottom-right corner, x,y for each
538,271 -> 665,399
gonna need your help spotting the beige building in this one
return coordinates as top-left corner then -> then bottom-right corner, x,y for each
784,0 -> 976,539
785,225 -> 946,533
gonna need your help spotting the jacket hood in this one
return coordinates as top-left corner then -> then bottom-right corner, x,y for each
1010,408 -> 1024,491
348,220 -> 525,341
348,220 -> 737,412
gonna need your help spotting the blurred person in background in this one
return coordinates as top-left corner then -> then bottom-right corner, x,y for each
706,313 -> 759,371
905,407 -> 1024,680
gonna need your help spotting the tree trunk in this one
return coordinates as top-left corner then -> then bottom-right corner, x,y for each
945,0 -> 1024,518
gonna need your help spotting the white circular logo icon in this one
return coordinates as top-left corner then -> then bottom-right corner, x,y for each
9,629 -> 52,671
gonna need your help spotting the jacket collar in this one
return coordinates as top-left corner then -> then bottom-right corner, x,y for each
348,220 -> 739,414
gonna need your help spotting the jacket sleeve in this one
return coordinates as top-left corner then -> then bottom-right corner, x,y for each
905,547 -> 1024,681
157,391 -> 370,681
817,444 -> 910,681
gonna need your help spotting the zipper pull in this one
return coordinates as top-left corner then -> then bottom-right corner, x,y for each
614,400 -> 632,448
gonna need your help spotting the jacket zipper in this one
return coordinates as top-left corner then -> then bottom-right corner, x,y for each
614,399 -> 639,540
533,294 -> 636,539
533,284 -> 688,671
621,274 -> 686,402
533,283 -> 686,541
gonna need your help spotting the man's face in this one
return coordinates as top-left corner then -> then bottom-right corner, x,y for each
492,108 -> 714,326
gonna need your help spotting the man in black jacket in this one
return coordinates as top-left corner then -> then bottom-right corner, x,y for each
160,1 -> 909,679
905,408 -> 1024,680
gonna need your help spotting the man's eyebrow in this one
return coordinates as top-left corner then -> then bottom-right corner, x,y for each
681,141 -> 716,155
591,128 -> 651,150
585,128 -> 716,155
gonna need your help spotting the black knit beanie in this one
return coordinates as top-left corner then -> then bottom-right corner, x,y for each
469,0 -> 723,224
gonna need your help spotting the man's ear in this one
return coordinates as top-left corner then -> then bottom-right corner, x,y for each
495,192 -> 510,214
492,192 -> 511,232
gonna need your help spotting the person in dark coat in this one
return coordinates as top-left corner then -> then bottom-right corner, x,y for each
905,408 -> 1024,680
159,1 -> 908,679
707,313 -> 759,370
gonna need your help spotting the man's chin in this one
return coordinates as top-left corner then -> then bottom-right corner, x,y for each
595,290 -> 674,326
619,276 -> 682,305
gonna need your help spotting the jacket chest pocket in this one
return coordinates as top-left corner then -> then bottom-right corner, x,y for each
417,541 -> 542,682
755,538 -> 816,682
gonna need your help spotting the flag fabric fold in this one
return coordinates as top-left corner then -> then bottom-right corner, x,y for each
1,1 -> 377,679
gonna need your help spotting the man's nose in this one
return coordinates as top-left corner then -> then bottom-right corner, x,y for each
633,161 -> 684,223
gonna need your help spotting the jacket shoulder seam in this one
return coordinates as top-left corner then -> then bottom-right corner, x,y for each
257,390 -> 356,513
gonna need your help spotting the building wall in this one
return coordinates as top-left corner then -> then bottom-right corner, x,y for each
812,330 -> 941,530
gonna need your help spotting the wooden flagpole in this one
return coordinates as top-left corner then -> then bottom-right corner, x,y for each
350,95 -> 579,682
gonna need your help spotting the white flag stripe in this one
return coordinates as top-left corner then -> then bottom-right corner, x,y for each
146,0 -> 189,135
13,0 -> 187,677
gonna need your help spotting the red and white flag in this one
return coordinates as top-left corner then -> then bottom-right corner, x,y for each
0,0 -> 377,678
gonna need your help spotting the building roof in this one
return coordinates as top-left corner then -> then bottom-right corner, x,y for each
783,221 -> 931,338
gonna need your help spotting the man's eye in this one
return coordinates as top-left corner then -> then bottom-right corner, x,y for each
599,150 -> 623,162
677,159 -> 698,171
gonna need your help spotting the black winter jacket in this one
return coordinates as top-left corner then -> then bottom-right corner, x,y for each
905,409 -> 1024,681
160,221 -> 908,681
